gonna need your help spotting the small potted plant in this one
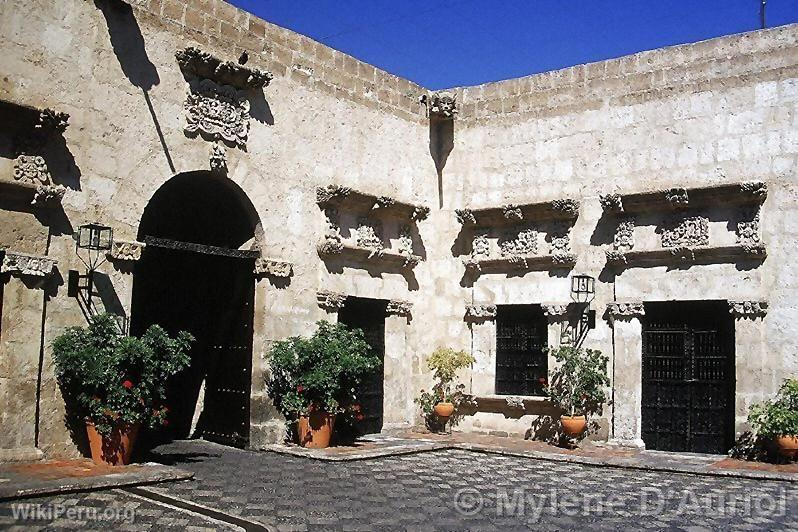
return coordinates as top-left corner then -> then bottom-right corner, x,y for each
748,378 -> 798,459
544,345 -> 610,439
52,313 -> 193,465
266,321 -> 380,449
415,347 -> 475,430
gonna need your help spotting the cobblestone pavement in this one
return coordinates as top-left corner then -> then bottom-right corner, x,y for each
1,439 -> 796,531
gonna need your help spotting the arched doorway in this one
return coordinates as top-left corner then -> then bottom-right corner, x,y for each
131,171 -> 261,448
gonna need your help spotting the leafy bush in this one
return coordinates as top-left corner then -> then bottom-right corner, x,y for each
52,313 -> 193,436
266,321 -> 381,421
544,345 -> 610,418
414,347 -> 474,428
749,378 -> 798,437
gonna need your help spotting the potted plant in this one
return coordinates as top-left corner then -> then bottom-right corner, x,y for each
266,321 -> 380,449
748,378 -> 798,459
52,313 -> 193,465
415,347 -> 475,430
544,345 -> 610,439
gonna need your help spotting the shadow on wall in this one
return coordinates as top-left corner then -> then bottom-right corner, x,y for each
430,119 -> 454,209
94,0 -> 175,173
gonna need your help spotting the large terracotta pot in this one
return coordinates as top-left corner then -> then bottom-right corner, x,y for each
86,420 -> 140,466
560,415 -> 587,438
433,402 -> 455,419
297,412 -> 336,449
775,435 -> 798,459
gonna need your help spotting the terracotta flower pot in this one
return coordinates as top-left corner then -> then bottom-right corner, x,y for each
85,420 -> 140,466
775,435 -> 798,459
434,402 -> 455,419
297,412 -> 336,449
560,415 -> 587,438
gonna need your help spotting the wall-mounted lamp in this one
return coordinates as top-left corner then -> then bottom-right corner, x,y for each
68,222 -> 113,317
569,274 -> 596,346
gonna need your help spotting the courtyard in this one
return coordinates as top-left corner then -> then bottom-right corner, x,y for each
1,440 -> 796,531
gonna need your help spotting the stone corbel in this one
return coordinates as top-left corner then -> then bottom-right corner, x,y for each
665,187 -> 689,209
728,300 -> 768,318
421,91 -> 457,119
0,250 -> 57,278
317,290 -> 347,311
599,194 -> 624,214
502,204 -> 523,220
542,304 -> 570,319
254,258 -> 293,278
315,185 -> 352,206
551,198 -> 580,218
175,47 -> 273,90
455,209 -> 476,225
606,302 -> 645,322
505,396 -> 526,410
465,304 -> 497,321
386,299 -> 412,317
107,240 -> 145,262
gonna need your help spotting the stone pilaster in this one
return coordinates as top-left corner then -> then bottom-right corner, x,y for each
467,304 -> 497,396
606,302 -> 646,448
383,313 -> 412,428
729,300 -> 769,433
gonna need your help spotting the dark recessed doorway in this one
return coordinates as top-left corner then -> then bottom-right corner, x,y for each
131,172 -> 259,448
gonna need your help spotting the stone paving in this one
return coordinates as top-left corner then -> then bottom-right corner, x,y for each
1,439 -> 796,531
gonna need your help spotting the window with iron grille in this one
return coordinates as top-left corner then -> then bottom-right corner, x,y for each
495,305 -> 548,396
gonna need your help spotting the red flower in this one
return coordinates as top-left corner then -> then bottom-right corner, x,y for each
296,385 -> 305,392
352,404 -> 361,412
538,378 -> 547,384
122,380 -> 134,390
356,413 -> 365,421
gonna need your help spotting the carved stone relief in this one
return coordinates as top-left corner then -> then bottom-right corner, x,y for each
13,154 -> 66,205
665,187 -> 690,208
605,250 -> 627,265
210,144 -> 227,174
412,206 -> 430,222
499,228 -> 537,259
398,225 -> 413,256
542,304 -> 569,317
317,207 -> 344,255
728,300 -> 768,318
356,217 -> 384,253
386,299 -> 412,317
1,251 -> 57,277
254,258 -> 293,277
547,223 -> 572,256
471,234 -> 490,259
423,91 -> 457,119
502,204 -> 523,220
661,216 -> 709,248
606,302 -> 645,319
613,218 -> 635,251
740,181 -> 768,199
317,290 -> 347,311
551,198 -> 580,217
465,304 -> 497,319
176,47 -> 273,90
736,209 -> 761,251
599,194 -> 624,213
316,185 -> 352,205
108,240 -> 145,262
183,78 -> 251,148
455,209 -> 476,225
505,397 -> 525,409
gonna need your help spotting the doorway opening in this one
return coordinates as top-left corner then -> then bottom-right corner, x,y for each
338,297 -> 387,435
131,172 -> 260,448
641,300 -> 735,454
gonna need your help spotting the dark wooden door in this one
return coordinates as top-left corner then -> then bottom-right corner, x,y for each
338,297 -> 386,435
495,305 -> 548,396
641,301 -> 735,454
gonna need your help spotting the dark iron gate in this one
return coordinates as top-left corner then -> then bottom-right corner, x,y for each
338,297 -> 386,435
641,301 -> 735,454
495,305 -> 548,396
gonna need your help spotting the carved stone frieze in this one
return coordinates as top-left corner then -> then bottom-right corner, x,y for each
551,198 -> 580,217
0,251 -> 57,277
32,184 -> 66,206
254,258 -> 293,277
606,302 -> 645,319
356,217 -> 384,253
316,185 -> 352,205
505,397 -> 526,409
551,252 -> 577,265
665,187 -> 689,209
542,304 -> 569,317
386,299 -> 412,317
183,78 -> 251,148
613,218 -> 635,251
455,208 -> 476,225
502,204 -> 523,220
728,300 -> 768,318
398,225 -> 414,256
599,194 -> 624,213
547,223 -> 571,256
423,91 -> 457,119
317,290 -> 347,311
14,154 -> 50,185
107,240 -> 145,262
318,207 -> 344,255
465,304 -> 497,320
471,234 -> 490,259
210,144 -> 227,174
605,250 -> 627,265
499,228 -> 537,259
736,209 -> 761,248
740,181 -> 768,200
661,216 -> 709,248
176,47 -> 273,90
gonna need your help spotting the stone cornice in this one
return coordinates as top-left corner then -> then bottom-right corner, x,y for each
175,47 -> 273,90
542,304 -> 570,317
465,304 -> 497,320
728,300 -> 768,318
107,240 -> 145,262
0,250 -> 57,278
317,290 -> 347,311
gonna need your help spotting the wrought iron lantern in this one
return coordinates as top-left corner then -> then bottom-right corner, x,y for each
570,274 -> 595,304
69,222 -> 113,318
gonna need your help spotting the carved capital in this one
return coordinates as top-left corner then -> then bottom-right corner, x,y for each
0,250 -> 57,278
606,302 -> 645,320
455,208 -> 476,225
599,194 -> 624,213
317,290 -> 347,311
605,249 -> 627,266
254,258 -> 293,278
107,240 -> 145,262
542,304 -> 569,317
728,300 -> 768,318
465,304 -> 497,320
386,299 -> 412,317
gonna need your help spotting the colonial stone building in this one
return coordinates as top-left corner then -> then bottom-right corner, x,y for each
1,0 -> 796,459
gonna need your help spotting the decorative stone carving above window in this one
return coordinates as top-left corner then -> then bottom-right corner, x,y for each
471,234 -> 491,260
661,216 -> 709,248
736,209 -> 761,249
175,47 -> 273,90
315,186 -> 428,223
728,300 -> 768,318
317,290 -> 347,311
502,204 -> 523,220
421,91 -> 457,119
613,218 -> 635,252
184,78 -> 251,149
209,144 -> 227,174
740,181 -> 768,199
455,209 -> 476,225
665,187 -> 689,209
505,397 -> 526,409
386,299 -> 412,317
542,304 -> 569,317
107,240 -> 145,262
499,229 -> 537,260
14,154 -> 50,185
599,194 -> 624,213
398,225 -> 413,256
606,302 -> 645,320
316,185 -> 352,205
547,222 -> 573,257
0,250 -> 57,278
356,217 -> 384,254
465,304 -> 497,320
254,258 -> 293,278
551,198 -> 580,217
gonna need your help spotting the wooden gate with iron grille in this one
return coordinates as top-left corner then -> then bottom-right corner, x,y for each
495,305 -> 548,396
641,301 -> 735,454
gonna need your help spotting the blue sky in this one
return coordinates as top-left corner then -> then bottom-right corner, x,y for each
230,1 -> 798,89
